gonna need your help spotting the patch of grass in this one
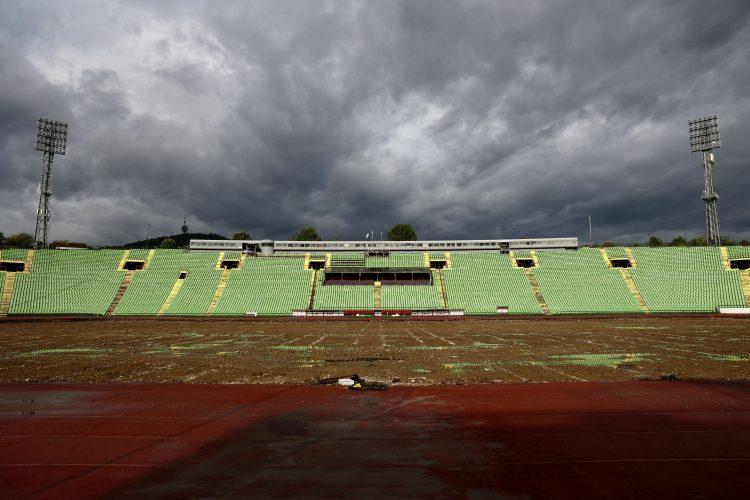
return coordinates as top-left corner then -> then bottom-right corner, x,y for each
22,348 -> 113,356
702,353 -> 750,362
270,345 -> 315,351
547,353 -> 650,367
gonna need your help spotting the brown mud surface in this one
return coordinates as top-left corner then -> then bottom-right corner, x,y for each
1,316 -> 749,384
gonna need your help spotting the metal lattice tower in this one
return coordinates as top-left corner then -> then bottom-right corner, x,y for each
689,115 -> 721,246
34,118 -> 68,248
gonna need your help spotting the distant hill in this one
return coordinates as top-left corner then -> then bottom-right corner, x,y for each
122,233 -> 227,249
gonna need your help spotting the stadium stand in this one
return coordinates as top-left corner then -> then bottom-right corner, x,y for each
629,247 -> 745,312
9,250 -> 123,315
380,276 -> 443,310
313,268 -> 375,310
533,248 -> 642,314
113,250 -> 215,316
2,246 -> 749,316
442,252 -> 542,314
366,253 -> 425,268
212,257 -> 310,315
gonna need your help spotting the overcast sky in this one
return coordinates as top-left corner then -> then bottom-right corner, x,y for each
1,0 -> 749,245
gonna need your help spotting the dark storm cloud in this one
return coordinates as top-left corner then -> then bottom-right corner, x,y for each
1,0 -> 749,245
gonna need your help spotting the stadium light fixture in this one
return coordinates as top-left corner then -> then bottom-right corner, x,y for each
689,115 -> 720,153
34,118 -> 68,248
688,115 -> 721,246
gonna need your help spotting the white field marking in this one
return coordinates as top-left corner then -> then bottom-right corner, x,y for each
311,335 -> 328,346
415,324 -> 456,345
583,332 -> 711,362
492,364 -> 527,383
407,330 -> 425,344
538,364 -> 589,382
183,370 -> 212,382
277,336 -> 304,346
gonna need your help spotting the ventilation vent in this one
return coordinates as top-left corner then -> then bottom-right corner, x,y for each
610,258 -> 632,268
307,259 -> 326,270
0,261 -> 25,272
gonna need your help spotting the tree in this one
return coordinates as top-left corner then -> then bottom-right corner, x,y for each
689,236 -> 707,246
50,240 -> 88,248
159,238 -> 177,249
0,232 -> 5,248
291,227 -> 322,241
232,231 -> 251,240
721,237 -> 736,246
740,240 -> 749,247
669,236 -> 687,247
387,223 -> 417,241
647,236 -> 663,247
602,241 -> 615,247
5,233 -> 35,248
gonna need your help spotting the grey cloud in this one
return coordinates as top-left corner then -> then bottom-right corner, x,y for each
0,0 -> 749,245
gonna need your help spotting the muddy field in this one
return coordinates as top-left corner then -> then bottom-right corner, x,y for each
0,316 -> 749,384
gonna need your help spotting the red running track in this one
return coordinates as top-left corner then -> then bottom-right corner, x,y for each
1,381 -> 749,498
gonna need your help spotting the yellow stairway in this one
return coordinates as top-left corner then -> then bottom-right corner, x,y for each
436,269 -> 448,309
157,275 -> 186,316
625,248 -> 638,267
508,250 -> 517,267
239,253 -> 247,269
117,249 -> 131,270
524,269 -> 550,315
740,270 -> 750,307
307,269 -> 319,310
444,252 -> 452,269
303,253 -> 311,270
215,251 -> 225,270
106,271 -> 134,315
530,250 -> 540,267
144,249 -> 156,269
24,249 -> 35,272
619,268 -> 649,313
374,281 -> 382,309
599,248 -> 612,267
0,272 -> 16,316
423,252 -> 430,268
719,247 -> 731,270
206,269 -> 230,315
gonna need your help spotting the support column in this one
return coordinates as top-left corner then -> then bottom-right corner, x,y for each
702,151 -> 721,246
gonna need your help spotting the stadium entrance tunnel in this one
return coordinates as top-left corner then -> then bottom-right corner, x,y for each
429,259 -> 446,269
610,258 -> 632,268
220,259 -> 239,270
323,268 -> 432,285
122,261 -> 145,271
515,258 -> 535,268
730,259 -> 750,270
0,261 -> 24,272
178,271 -> 188,279
307,259 -> 326,270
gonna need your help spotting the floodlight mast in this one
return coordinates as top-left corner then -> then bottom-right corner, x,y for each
688,115 -> 721,246
33,118 -> 68,248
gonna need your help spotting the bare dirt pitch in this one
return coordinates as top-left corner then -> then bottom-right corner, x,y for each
1,316 -> 749,384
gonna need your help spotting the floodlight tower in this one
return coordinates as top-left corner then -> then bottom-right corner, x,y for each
689,115 -> 722,246
34,118 -> 68,248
